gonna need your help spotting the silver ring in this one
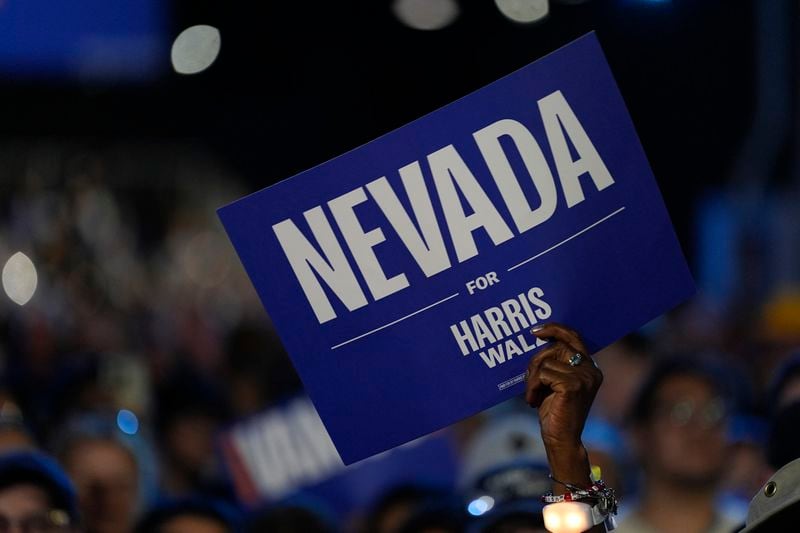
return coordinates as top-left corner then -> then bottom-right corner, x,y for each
568,353 -> 583,367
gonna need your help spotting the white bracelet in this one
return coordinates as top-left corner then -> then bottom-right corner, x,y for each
542,501 -> 617,532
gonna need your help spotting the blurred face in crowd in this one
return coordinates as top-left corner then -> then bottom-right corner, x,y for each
158,515 -> 228,533
0,484 -> 70,533
777,374 -> 800,408
635,374 -> 729,487
0,428 -> 35,454
373,502 -> 413,533
0,398 -> 35,454
164,413 -> 217,484
721,441 -> 772,499
62,439 -> 138,533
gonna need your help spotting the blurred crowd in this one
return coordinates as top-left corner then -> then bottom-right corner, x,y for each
0,143 -> 798,533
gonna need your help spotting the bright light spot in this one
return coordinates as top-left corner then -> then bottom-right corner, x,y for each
565,511 -> 585,529
467,495 -> 495,516
495,0 -> 550,23
117,410 -> 139,435
392,0 -> 460,31
171,25 -> 221,75
2,252 -> 38,306
544,508 -> 562,529
543,502 -> 592,533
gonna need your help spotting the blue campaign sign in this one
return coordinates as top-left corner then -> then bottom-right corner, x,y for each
218,33 -> 695,464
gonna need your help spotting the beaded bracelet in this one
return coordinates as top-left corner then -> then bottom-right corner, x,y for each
541,476 -> 619,518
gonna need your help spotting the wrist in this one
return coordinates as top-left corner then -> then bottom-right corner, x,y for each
542,435 -> 584,451
544,441 -> 593,494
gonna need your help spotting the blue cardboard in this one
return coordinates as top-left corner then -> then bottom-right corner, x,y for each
218,33 -> 695,464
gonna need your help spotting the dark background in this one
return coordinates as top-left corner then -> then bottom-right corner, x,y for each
0,0 -> 764,250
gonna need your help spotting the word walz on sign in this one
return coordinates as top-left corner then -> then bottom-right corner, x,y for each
218,33 -> 695,464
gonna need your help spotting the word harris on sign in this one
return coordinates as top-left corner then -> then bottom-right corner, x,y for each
218,33 -> 695,465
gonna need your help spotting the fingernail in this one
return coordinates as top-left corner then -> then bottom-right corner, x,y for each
531,325 -> 544,333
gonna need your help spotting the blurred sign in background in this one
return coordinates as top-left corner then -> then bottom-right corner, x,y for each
0,0 -> 168,81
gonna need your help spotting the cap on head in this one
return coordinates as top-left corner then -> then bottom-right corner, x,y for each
742,457 -> 800,531
460,413 -> 550,531
134,497 -> 241,533
459,413 -> 548,489
0,451 -> 79,522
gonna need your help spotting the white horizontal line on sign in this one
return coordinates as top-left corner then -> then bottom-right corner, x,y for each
506,206 -> 627,272
330,292 -> 461,350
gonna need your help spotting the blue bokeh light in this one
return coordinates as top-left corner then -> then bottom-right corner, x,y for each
117,409 -> 139,435
467,495 -> 495,516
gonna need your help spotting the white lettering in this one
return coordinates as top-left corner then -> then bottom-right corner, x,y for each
428,144 -> 514,262
366,162 -> 451,278
474,118 -> 558,232
273,208 -> 368,324
450,320 -> 478,356
328,188 -> 409,302
479,344 -> 506,368
471,314 -> 498,347
538,90 -> 615,207
528,286 -> 552,320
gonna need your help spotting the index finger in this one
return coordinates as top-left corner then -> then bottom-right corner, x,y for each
530,322 -> 589,356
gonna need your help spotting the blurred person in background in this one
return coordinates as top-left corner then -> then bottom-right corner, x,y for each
742,294 -> 800,397
738,457 -> 800,531
0,450 -> 80,533
245,505 -> 337,533
154,370 -> 231,498
21,351 -> 150,453
712,352 -> 800,521
134,498 -> 239,533
729,401 -> 800,530
0,394 -> 35,452
617,357 -> 737,533
463,460 -> 549,532
458,412 -> 550,532
361,485 -> 449,533
765,352 -> 800,410
592,334 -> 652,427
395,499 -> 465,533
223,323 -> 302,418
717,415 -> 770,523
764,401 -> 800,476
2,314 -> 68,445
36,351 -> 159,528
59,431 -> 139,533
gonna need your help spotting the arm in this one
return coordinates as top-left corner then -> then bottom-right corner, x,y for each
525,323 -> 607,533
